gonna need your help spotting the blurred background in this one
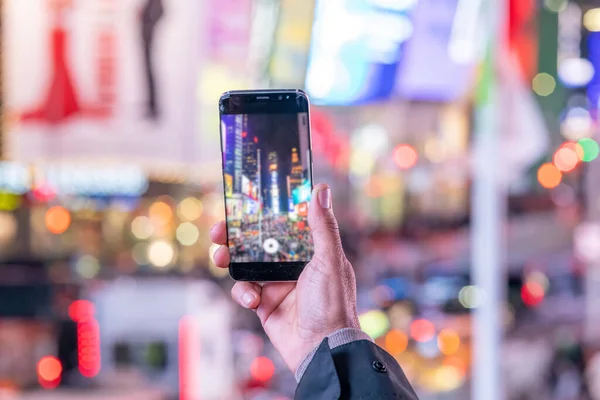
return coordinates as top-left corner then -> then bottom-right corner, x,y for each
0,0 -> 599,399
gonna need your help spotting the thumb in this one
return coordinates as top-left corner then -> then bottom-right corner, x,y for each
308,183 -> 344,262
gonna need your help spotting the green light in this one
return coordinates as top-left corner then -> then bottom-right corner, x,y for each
578,138 -> 600,162
359,310 -> 390,339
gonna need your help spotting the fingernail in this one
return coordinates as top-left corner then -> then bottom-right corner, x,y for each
318,188 -> 331,209
242,292 -> 256,307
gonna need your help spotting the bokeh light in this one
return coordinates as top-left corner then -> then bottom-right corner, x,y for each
149,201 -> 173,225
393,144 -> 418,170
553,146 -> 580,172
544,0 -> 567,13
68,300 -> 95,322
385,329 -> 408,355
177,197 -> 204,221
147,240 -> 175,268
437,329 -> 461,356
578,138 -> 600,162
410,319 -> 435,342
250,356 -> 275,383
458,285 -> 483,309
359,310 -> 390,339
526,271 -> 550,292
537,163 -> 562,189
45,206 -> 71,234
521,281 -> 545,307
37,356 -> 62,388
532,73 -> 556,97
584,8 -> 600,32
558,58 -> 595,88
176,222 -> 200,246
131,216 -> 154,240
561,108 -> 593,140
574,223 -> 600,262
75,255 -> 101,279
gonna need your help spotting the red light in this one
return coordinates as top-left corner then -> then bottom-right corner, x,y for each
393,144 -> 418,170
250,356 -> 275,383
37,356 -> 62,389
77,319 -> 101,378
179,316 -> 200,400
242,131 -> 248,138
254,136 -> 258,144
410,319 -> 435,342
68,300 -> 95,323
521,281 -> 545,307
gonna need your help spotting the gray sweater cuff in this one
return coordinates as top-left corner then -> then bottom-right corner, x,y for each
294,328 -> 373,382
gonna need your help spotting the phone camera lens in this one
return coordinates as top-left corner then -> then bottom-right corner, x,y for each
286,95 -> 290,99
278,95 -> 283,100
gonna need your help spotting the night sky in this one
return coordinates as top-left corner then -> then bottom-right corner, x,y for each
248,113 -> 301,211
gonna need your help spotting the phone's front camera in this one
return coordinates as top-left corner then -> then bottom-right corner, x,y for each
278,95 -> 283,100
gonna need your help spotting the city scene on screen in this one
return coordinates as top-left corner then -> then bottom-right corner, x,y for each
222,113 -> 313,263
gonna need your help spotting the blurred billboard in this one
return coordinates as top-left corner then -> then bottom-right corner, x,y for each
4,0 -> 200,169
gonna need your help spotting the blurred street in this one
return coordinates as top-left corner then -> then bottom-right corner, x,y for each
1,0 -> 600,398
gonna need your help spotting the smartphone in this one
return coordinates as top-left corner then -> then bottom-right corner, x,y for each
219,89 -> 314,281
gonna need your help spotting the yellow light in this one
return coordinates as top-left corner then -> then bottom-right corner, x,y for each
437,329 -> 461,356
359,310 -> 390,339
532,73 -> 556,97
177,198 -> 204,221
434,365 -> 465,392
131,216 -> 154,240
176,222 -> 200,246
149,201 -> 173,225
0,192 -> 22,211
584,8 -> 600,32
147,240 -> 175,268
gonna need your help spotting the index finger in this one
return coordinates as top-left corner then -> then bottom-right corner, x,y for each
209,221 -> 228,245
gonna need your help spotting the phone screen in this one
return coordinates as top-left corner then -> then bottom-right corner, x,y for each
220,95 -> 313,273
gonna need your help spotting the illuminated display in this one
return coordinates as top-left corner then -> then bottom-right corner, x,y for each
305,0 -> 417,105
395,0 -> 473,101
0,163 -> 148,196
292,180 -> 311,205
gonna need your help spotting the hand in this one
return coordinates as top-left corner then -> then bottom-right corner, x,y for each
210,183 -> 361,373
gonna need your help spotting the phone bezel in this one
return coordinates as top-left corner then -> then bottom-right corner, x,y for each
218,89 -> 313,282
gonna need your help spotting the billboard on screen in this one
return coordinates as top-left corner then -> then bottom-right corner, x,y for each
4,0 -> 200,168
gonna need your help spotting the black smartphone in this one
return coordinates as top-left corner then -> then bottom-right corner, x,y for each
219,89 -> 314,281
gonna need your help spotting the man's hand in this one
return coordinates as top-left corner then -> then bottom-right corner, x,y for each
210,183 -> 361,373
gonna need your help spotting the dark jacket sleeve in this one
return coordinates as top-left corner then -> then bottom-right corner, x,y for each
295,338 -> 419,400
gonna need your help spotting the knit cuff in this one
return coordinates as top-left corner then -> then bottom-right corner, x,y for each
294,328 -> 373,382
